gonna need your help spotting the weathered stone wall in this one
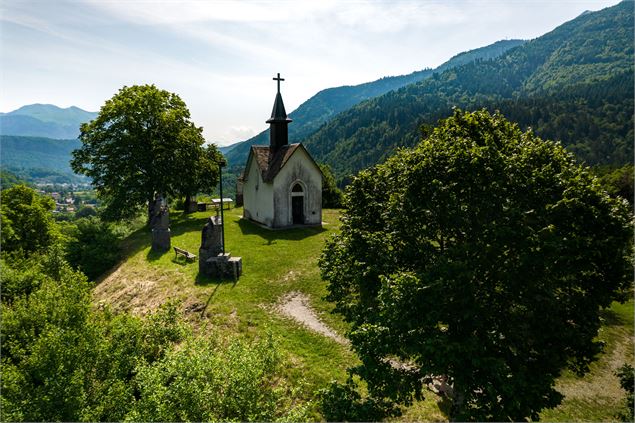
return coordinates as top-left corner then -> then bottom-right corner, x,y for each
243,156 -> 274,226
273,148 -> 322,227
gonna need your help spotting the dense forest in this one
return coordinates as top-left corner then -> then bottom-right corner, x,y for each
0,135 -> 90,186
224,39 -> 525,167
0,135 -> 82,172
300,1 -> 633,180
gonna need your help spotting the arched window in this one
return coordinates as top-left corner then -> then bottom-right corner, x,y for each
292,183 -> 304,193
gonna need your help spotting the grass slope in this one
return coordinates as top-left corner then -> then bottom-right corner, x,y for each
94,207 -> 633,421
94,208 -> 363,415
540,300 -> 634,421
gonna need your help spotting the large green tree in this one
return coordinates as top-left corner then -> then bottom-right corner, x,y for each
319,109 -> 633,421
175,144 -> 224,211
71,84 -> 220,221
0,185 -> 58,255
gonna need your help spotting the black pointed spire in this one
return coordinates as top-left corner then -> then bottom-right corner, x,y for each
268,92 -> 289,121
266,73 -> 292,152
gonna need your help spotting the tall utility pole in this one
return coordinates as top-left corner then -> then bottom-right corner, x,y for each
218,159 -> 226,255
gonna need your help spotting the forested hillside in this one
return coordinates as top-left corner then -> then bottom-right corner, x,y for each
302,1 -> 633,179
1,135 -> 81,172
224,39 -> 524,167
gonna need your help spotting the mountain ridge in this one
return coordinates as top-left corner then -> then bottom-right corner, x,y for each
0,135 -> 82,173
300,0 -> 633,179
0,104 -> 98,139
224,39 -> 525,166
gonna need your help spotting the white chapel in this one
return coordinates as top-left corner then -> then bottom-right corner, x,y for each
242,73 -> 323,228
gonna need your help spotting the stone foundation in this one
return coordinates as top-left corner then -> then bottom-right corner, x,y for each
199,251 -> 242,280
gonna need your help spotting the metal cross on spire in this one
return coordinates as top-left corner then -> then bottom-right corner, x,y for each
273,72 -> 284,93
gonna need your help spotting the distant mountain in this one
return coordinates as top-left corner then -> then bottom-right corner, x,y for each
218,144 -> 238,155
0,135 -> 81,172
302,1 -> 633,179
0,104 -> 98,139
224,39 -> 525,166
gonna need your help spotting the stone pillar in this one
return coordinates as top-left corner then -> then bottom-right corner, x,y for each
150,194 -> 171,252
198,214 -> 242,280
151,227 -> 171,251
199,216 -> 223,273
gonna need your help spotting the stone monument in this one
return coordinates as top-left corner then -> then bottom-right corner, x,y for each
150,194 -> 171,251
199,209 -> 242,280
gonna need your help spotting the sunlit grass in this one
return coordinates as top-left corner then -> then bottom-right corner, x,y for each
540,299 -> 634,422
94,208 -> 360,411
95,207 -> 632,421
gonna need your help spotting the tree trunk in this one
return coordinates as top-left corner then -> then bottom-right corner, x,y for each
185,193 -> 194,214
449,389 -> 465,422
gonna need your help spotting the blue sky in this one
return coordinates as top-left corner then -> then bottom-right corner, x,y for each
1,0 -> 619,146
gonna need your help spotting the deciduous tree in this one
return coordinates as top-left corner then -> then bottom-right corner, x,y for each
71,84 -> 220,221
0,185 -> 58,255
319,109 -> 633,421
319,163 -> 344,208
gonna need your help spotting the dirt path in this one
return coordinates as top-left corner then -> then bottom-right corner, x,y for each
276,291 -> 349,345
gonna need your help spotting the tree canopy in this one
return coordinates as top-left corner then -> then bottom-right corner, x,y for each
71,84 -> 221,221
0,189 -> 309,421
1,185 -> 58,255
319,109 -> 633,421
319,163 -> 344,208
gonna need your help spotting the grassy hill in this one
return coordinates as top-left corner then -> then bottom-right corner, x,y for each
93,209 -> 359,411
93,207 -> 633,420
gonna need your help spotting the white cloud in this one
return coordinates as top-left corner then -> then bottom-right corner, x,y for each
224,126 -> 258,143
89,0 -> 340,25
1,0 -> 622,147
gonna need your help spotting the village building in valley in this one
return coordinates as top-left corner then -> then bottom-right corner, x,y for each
242,74 -> 323,228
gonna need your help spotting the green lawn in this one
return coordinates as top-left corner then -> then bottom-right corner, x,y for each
94,208 -> 361,413
94,207 -> 633,421
540,299 -> 634,422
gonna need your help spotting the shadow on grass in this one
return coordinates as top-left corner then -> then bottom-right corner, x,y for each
146,247 -> 169,262
195,273 -> 238,318
172,256 -> 193,266
169,213 -> 210,237
120,212 -> 209,257
93,210 -> 213,286
599,308 -> 627,327
195,271 -> 238,287
238,218 -> 326,242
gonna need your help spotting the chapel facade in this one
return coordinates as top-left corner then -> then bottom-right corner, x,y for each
242,74 -> 323,228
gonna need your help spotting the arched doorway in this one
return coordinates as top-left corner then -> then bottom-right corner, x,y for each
291,182 -> 304,224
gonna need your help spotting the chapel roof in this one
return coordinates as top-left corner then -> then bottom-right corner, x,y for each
250,144 -> 301,182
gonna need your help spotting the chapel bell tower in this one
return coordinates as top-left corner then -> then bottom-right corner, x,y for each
266,73 -> 292,152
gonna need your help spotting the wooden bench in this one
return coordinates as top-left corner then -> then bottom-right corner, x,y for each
174,246 -> 196,262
